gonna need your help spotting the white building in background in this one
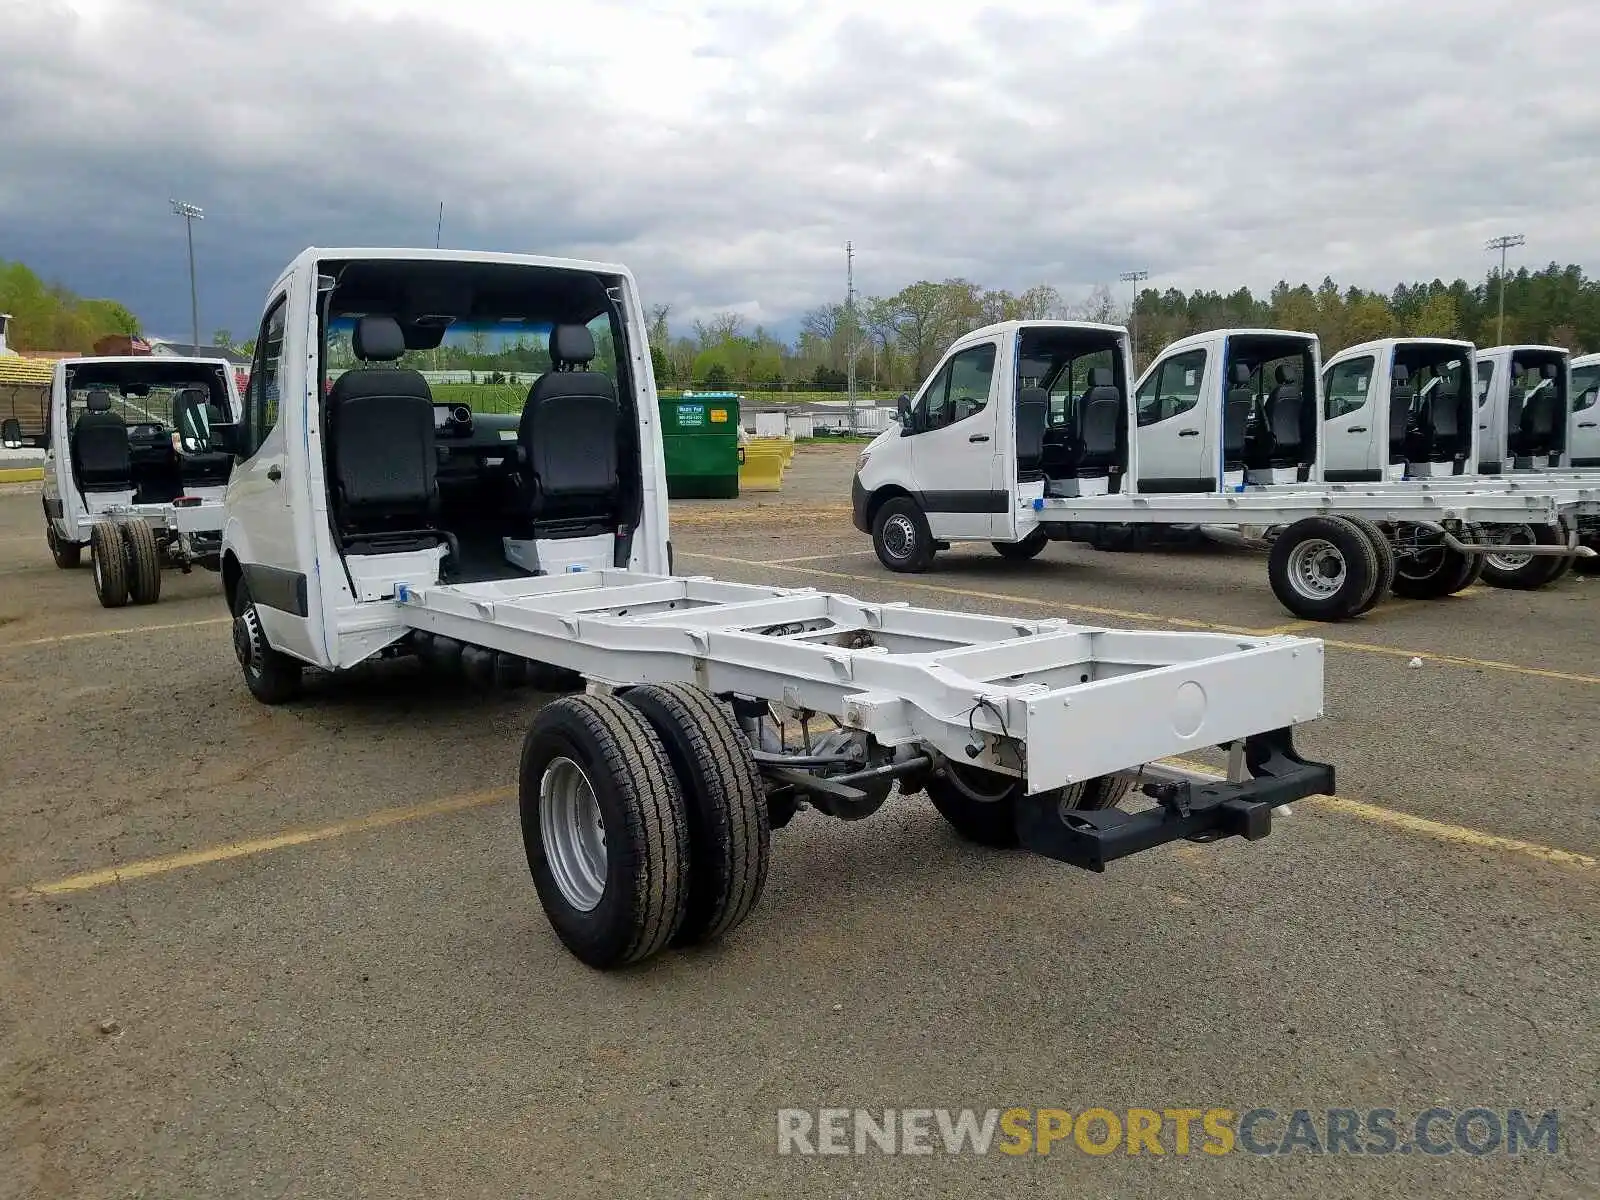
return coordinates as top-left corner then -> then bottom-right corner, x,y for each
0,313 -> 15,356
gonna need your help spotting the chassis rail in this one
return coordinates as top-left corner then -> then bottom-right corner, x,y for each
391,570 -> 1327,796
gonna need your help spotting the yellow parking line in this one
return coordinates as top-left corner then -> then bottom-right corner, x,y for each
10,787 -> 513,898
1160,756 -> 1594,871
0,616 -> 230,652
683,553 -> 1599,686
0,467 -> 44,483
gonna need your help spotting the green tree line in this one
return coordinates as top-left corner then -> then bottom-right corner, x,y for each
655,262 -> 1600,391
0,260 -> 140,351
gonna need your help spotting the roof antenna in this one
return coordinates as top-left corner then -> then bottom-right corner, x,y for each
435,201 -> 444,249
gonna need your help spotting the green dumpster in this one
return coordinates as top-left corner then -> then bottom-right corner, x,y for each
659,391 -> 741,498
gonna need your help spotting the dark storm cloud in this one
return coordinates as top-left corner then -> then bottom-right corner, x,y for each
2,0 -> 1597,341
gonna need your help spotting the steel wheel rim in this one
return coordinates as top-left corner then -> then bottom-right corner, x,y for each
1286,538 -> 1346,600
1485,525 -> 1535,571
540,756 -> 607,912
944,761 -> 1016,804
92,549 -> 103,591
234,606 -> 265,679
882,513 -> 917,561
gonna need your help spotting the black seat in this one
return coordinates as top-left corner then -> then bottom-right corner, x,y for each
1246,364 -> 1303,468
171,388 -> 234,488
72,390 -> 132,490
1515,363 -> 1562,456
1388,365 -> 1415,462
325,315 -> 441,547
1223,363 -> 1253,468
1014,387 -> 1048,483
517,323 -> 620,531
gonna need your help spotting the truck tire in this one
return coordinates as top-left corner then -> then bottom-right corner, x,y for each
1266,516 -> 1377,621
122,519 -> 162,605
1390,522 -> 1475,599
90,520 -> 129,608
231,582 -> 304,704
519,694 -> 691,969
993,529 -> 1049,561
1479,524 -> 1566,590
47,524 -> 82,569
925,763 -> 1131,848
1573,553 -> 1600,576
620,683 -> 770,947
1335,515 -> 1394,616
872,497 -> 936,573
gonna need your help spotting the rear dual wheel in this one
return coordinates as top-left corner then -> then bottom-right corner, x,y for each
1479,524 -> 1570,590
90,520 -> 129,608
1390,522 -> 1481,599
1266,515 -> 1381,621
518,684 -> 770,970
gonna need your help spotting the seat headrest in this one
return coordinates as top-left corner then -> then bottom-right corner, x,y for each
1231,363 -> 1252,386
1391,364 -> 1410,384
86,390 -> 114,413
550,324 -> 596,367
1017,386 -> 1048,406
1088,366 -> 1113,389
1275,363 -> 1299,385
1542,362 -> 1559,379
352,315 -> 406,362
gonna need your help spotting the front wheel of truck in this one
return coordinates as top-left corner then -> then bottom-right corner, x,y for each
232,583 -> 304,705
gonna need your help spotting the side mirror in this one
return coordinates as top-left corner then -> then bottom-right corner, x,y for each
1584,389 -> 1598,409
896,393 -> 913,432
0,417 -> 21,449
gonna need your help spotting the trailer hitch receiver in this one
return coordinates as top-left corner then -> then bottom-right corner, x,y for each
1015,727 -> 1333,873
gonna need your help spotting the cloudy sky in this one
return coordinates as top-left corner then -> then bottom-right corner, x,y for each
2,0 -> 1596,343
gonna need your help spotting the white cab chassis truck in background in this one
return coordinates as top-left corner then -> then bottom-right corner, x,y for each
1320,338 -> 1599,585
36,355 -> 242,607
851,322 -> 1597,621
215,248 -> 1334,970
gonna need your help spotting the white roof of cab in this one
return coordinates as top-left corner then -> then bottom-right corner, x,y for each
1156,327 -> 1319,358
288,246 -> 636,278
56,355 -> 237,371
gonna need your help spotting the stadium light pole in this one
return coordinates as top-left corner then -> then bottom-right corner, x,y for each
1119,269 -> 1149,365
170,200 -> 204,350
1485,234 -> 1524,344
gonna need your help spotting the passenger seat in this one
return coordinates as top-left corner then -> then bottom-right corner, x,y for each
517,323 -> 620,533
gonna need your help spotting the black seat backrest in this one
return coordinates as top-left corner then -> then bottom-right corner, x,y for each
171,387 -> 234,486
1265,363 -> 1302,452
520,323 -> 620,510
1429,379 -> 1461,441
325,315 -> 438,523
1223,363 -> 1253,463
1388,364 -> 1414,452
1015,386 -> 1048,480
1521,363 -> 1561,446
72,389 -> 132,488
1076,367 -> 1120,464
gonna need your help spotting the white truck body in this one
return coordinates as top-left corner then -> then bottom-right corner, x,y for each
213,249 -> 1337,952
1319,338 -> 1479,483
1565,352 -> 1600,470
1472,344 -> 1572,474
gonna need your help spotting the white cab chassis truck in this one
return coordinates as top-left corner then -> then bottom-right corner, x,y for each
217,248 -> 1335,971
851,322 -> 1597,621
36,355 -> 242,607
1321,338 -> 1599,586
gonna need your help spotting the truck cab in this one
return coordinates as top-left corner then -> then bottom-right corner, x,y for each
1319,338 -> 1477,482
1133,328 -> 1321,491
220,247 -> 669,682
1473,344 -> 1570,473
42,354 -> 242,551
1569,352 -> 1600,469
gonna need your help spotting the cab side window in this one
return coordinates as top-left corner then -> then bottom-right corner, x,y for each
1324,356 -> 1374,419
913,343 -> 996,432
1475,361 -> 1495,408
244,297 -> 288,456
1135,349 -> 1205,427
1571,365 -> 1598,412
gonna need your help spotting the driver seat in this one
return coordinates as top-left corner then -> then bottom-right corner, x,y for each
72,390 -> 132,491
172,388 -> 234,488
324,315 -> 443,551
1388,365 -> 1415,463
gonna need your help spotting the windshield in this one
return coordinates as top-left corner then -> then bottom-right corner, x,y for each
67,380 -> 218,431
325,315 -> 619,415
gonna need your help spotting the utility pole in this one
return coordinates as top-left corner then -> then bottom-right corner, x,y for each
436,201 -> 444,248
1484,234 -> 1525,344
170,199 -> 204,350
1119,269 -> 1148,368
845,241 -> 857,437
